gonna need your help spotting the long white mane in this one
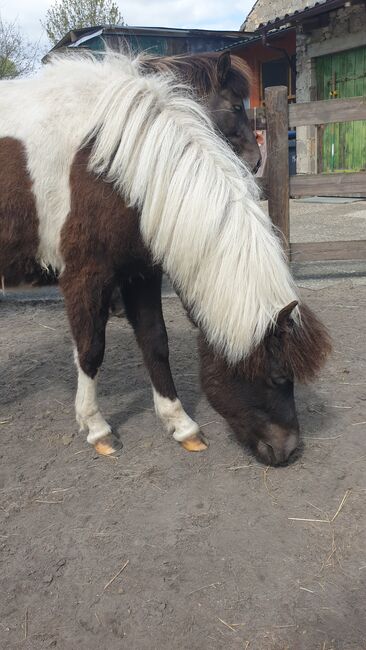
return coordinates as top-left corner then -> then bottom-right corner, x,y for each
1,51 -> 299,363
84,51 -> 299,363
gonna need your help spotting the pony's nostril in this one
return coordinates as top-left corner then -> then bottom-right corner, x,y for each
257,440 -> 276,465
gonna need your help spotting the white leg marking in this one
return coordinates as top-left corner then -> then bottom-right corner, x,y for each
74,351 -> 111,444
153,388 -> 200,442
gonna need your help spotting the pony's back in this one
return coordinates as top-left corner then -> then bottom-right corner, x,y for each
0,54 -> 138,269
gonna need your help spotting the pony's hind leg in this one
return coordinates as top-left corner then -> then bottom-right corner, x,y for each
60,267 -> 122,456
121,270 -> 207,452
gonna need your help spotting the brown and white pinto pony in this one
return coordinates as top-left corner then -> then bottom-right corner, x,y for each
0,51 -> 331,465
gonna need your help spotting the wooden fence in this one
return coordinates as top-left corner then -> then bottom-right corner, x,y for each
249,88 -> 366,263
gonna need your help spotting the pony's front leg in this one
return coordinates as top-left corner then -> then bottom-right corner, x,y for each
121,271 -> 207,452
60,267 -> 122,456
73,352 -> 121,456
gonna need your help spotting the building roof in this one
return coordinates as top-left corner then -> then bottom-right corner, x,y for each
241,0 -> 356,33
46,24 -> 258,58
242,0 -> 314,31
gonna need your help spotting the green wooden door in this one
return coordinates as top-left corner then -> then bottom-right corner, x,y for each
316,46 -> 366,172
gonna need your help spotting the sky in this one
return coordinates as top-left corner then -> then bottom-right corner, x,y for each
0,0 -> 255,46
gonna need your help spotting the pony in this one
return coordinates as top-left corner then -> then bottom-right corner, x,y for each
0,51 -> 331,465
5,51 -> 261,293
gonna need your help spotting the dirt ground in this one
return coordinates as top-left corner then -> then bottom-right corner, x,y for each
1,282 -> 366,650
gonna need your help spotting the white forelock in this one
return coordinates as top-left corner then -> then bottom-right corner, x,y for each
0,50 -> 299,362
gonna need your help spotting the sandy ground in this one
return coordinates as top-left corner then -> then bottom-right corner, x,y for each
1,282 -> 366,650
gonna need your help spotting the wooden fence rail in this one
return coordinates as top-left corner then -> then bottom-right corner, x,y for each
290,240 -> 366,263
248,95 -> 366,129
249,88 -> 366,264
290,172 -> 366,198
289,96 -> 366,127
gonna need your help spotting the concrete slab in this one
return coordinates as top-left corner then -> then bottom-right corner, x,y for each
265,199 -> 366,243
295,196 -> 365,204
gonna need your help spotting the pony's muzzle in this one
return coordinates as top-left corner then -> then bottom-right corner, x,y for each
257,431 -> 299,466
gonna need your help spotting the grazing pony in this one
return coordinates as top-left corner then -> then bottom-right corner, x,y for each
0,51 -> 331,465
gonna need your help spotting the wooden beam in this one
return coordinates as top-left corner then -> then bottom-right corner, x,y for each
289,96 -> 366,127
290,172 -> 366,198
265,86 -> 290,252
290,240 -> 366,262
307,28 -> 366,59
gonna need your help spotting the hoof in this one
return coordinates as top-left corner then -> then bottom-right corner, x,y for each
180,435 -> 208,452
94,434 -> 123,457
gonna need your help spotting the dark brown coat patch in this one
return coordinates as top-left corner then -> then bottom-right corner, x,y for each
60,145 -> 155,376
0,137 -> 39,284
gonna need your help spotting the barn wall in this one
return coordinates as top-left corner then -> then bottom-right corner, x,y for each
235,31 -> 296,108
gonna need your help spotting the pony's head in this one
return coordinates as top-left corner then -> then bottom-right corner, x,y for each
204,52 -> 261,173
199,302 -> 332,466
139,51 -> 261,173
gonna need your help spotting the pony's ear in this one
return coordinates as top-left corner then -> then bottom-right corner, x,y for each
217,52 -> 231,84
276,301 -> 298,331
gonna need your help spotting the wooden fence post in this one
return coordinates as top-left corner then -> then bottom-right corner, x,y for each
264,86 -> 290,256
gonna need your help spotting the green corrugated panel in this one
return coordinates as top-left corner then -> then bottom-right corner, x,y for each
85,37 -> 105,51
124,35 -> 169,56
80,34 -> 167,55
75,32 -> 251,59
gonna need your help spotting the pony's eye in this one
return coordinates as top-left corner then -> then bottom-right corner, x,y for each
272,376 -> 288,385
267,374 -> 289,387
233,104 -> 243,112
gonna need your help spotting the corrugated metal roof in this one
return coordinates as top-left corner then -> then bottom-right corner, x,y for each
48,25 -> 258,53
242,0 -> 317,31
243,0 -> 353,33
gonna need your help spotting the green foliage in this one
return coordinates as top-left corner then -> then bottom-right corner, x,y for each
0,14 -> 38,79
0,56 -> 18,78
44,0 -> 125,46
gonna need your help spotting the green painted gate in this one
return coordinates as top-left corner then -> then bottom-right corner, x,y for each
316,46 -> 366,172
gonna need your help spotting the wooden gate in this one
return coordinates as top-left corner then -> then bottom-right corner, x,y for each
316,46 -> 366,172
250,87 -> 366,263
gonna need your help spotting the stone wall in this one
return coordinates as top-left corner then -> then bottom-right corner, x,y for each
296,3 -> 366,173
